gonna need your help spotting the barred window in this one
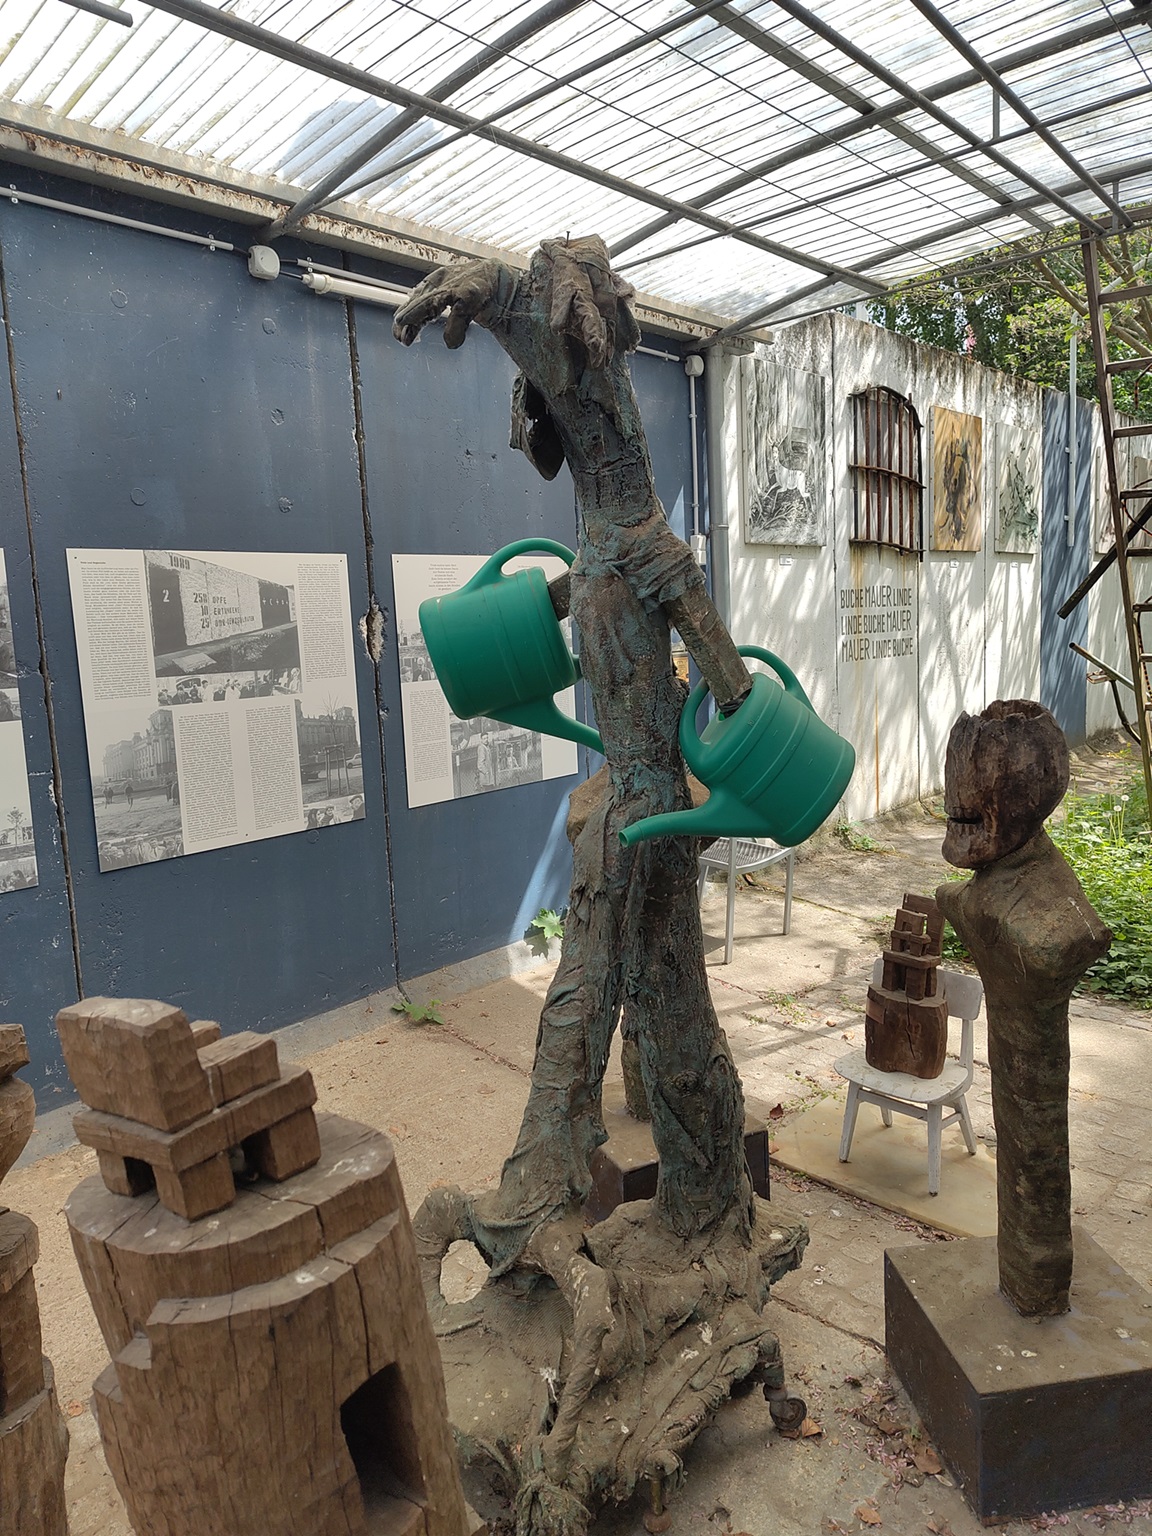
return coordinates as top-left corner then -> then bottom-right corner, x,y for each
849,387 -> 923,555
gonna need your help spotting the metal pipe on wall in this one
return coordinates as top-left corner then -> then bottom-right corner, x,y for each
704,346 -> 733,624
1067,319 -> 1079,549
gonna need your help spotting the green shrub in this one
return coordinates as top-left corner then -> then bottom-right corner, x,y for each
936,775 -> 1152,1005
1049,778 -> 1152,1005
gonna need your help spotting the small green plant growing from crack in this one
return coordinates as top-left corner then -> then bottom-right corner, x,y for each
391,996 -> 445,1026
834,818 -> 881,853
531,908 -> 566,941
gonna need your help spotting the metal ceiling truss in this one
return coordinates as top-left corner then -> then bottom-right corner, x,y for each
711,155 -> 1152,340
141,0 -> 890,296
904,0 -> 1131,225
19,0 -> 1150,326
280,5 -> 1146,238
266,0 -> 590,239
614,77 -> 1152,277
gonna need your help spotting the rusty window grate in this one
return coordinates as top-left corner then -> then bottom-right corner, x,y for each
849,387 -> 924,555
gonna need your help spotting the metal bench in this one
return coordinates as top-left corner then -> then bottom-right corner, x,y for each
697,837 -> 795,964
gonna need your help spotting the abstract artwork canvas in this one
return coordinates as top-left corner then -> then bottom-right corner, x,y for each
995,421 -> 1041,553
744,355 -> 828,546
931,406 -> 983,552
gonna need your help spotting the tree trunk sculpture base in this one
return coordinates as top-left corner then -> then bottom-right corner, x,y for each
416,1194 -> 807,1536
66,1112 -> 480,1536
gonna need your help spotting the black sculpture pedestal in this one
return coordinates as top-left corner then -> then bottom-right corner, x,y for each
886,1228 -> 1152,1522
585,1083 -> 769,1224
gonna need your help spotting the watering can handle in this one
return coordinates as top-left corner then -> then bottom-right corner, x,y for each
680,644 -> 812,759
462,538 -> 577,593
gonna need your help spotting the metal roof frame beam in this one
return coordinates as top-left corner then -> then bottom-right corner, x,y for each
666,0 -> 1055,237
905,0 -> 1131,226
307,0 -> 739,208
614,79 -> 1152,275
266,0 -> 589,239
308,6 -> 1145,246
709,153 -> 1152,340
609,3 -> 1133,261
763,0 -> 1107,231
138,0 -> 888,294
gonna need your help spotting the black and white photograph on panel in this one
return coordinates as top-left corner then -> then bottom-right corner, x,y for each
449,714 -> 544,799
391,552 -> 579,809
296,683 -> 365,827
743,354 -> 828,546
0,552 -> 36,891
145,549 -> 301,681
85,704 -> 184,872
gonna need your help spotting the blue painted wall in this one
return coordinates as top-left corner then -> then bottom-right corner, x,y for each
0,160 -> 698,1097
1040,390 -> 1094,742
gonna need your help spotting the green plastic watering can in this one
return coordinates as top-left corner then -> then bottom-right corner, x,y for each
417,538 -> 604,754
618,644 -> 855,848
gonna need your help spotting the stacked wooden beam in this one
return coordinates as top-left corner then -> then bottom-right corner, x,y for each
57,998 -> 321,1219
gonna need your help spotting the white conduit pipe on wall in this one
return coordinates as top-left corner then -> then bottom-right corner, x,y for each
1067,318 -> 1079,549
704,345 -> 733,625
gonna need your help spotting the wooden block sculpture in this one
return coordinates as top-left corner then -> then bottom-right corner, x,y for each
864,893 -> 948,1077
60,998 -> 481,1536
0,1024 -> 69,1536
57,997 -> 321,1219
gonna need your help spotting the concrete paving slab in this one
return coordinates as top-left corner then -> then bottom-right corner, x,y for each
771,1095 -> 998,1239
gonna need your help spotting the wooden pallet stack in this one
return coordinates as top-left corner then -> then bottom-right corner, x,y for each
0,1024 -> 69,1536
59,997 -> 482,1536
864,894 -> 948,1079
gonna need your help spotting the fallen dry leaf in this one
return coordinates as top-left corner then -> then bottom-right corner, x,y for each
800,1417 -> 823,1437
913,1447 -> 943,1476
856,1504 -> 883,1527
65,1400 -> 85,1418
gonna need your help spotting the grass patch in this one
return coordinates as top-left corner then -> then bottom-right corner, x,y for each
1050,776 -> 1152,1005
940,775 -> 1152,1006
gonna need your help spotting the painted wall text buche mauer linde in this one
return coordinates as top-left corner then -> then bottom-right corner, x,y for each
839,583 -> 914,662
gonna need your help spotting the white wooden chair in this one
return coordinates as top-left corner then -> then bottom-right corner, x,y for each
697,837 -> 795,965
834,960 -> 984,1195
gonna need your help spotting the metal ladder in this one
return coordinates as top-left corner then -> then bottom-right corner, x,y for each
1075,227 -> 1152,811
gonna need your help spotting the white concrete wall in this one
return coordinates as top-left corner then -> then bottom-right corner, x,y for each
722,312 -> 1045,821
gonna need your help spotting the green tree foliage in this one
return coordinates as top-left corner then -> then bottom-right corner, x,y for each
867,221 -> 1152,422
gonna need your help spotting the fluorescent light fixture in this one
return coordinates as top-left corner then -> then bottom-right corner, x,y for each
300,271 -> 411,307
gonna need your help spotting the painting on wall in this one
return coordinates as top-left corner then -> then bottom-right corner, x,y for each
743,355 -> 828,546
994,421 -> 1041,553
931,406 -> 983,552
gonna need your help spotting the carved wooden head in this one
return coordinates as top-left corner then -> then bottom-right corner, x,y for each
942,699 -> 1069,869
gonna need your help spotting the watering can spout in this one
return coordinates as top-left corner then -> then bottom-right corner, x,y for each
618,790 -> 758,849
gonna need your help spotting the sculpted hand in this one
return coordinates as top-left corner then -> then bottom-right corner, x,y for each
392,259 -> 508,349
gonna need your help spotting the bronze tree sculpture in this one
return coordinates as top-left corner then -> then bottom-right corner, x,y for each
393,238 -> 807,1535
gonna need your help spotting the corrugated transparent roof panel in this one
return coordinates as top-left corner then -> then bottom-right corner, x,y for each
0,0 -> 1149,322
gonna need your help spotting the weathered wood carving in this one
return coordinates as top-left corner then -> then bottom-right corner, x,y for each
0,1024 -> 69,1536
61,999 -> 478,1536
936,700 -> 1111,1316
393,237 -> 808,1536
57,997 -> 321,1220
865,893 -> 947,1077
